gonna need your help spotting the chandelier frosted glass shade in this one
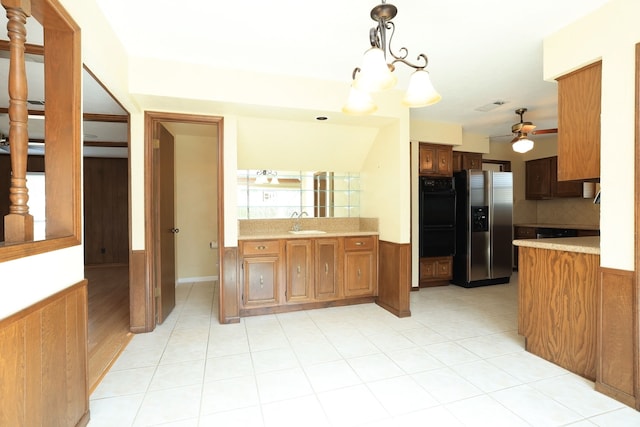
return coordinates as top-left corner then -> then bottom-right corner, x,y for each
353,47 -> 397,92
512,137 -> 534,153
342,85 -> 378,115
402,69 -> 442,107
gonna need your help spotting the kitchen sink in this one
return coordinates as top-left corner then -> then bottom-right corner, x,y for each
288,230 -> 327,235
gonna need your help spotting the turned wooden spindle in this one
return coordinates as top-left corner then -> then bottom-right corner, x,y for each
2,0 -> 33,243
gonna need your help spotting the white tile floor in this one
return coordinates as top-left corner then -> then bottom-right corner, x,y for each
88,275 -> 640,427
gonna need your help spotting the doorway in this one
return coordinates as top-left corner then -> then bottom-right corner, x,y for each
141,112 -> 224,330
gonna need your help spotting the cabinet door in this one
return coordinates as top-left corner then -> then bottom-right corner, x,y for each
525,157 -> 551,199
435,257 -> 452,279
285,240 -> 313,303
315,238 -> 341,300
436,147 -> 452,175
557,61 -> 601,181
419,145 -> 436,174
550,157 -> 583,197
243,256 -> 279,307
344,251 -> 375,296
452,151 -> 463,172
419,258 -> 435,280
463,153 -> 483,170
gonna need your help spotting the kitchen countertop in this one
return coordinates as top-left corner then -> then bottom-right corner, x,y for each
513,236 -> 600,255
238,230 -> 378,240
514,223 -> 600,230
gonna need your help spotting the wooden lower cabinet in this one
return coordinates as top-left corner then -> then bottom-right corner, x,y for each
240,235 -> 378,314
344,236 -> 378,297
419,256 -> 452,287
518,246 -> 598,380
240,240 -> 282,308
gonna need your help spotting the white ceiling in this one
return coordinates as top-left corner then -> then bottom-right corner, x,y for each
0,0 -> 612,148
93,0 -> 611,139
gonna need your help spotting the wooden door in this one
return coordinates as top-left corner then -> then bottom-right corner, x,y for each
156,124 -> 176,323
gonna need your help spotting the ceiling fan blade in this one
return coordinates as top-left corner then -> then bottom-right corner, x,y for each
510,135 -> 519,144
531,128 -> 558,135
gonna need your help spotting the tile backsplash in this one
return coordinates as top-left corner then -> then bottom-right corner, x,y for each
535,198 -> 600,226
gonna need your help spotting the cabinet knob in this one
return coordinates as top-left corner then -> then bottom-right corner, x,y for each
324,263 -> 329,275
259,275 -> 264,287
355,241 -> 364,246
297,265 -> 301,275
357,268 -> 361,279
170,228 -> 180,233
256,245 -> 266,250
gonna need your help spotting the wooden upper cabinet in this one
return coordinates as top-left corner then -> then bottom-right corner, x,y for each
557,61 -> 602,181
453,151 -> 483,172
419,143 -> 452,176
526,156 -> 582,199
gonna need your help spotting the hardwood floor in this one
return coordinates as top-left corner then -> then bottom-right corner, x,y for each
86,264 -> 132,393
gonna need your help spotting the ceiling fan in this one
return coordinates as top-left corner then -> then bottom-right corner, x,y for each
508,108 -> 557,153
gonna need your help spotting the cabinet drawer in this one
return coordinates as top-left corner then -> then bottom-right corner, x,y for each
241,240 -> 281,256
344,236 -> 376,251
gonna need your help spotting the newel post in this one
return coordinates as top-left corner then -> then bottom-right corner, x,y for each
2,0 -> 33,243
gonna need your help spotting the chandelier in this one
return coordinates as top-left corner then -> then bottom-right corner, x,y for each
342,1 -> 441,115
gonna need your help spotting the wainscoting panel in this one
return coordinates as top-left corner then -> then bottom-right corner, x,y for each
0,280 -> 89,427
220,246 -> 240,324
596,267 -> 638,409
376,240 -> 411,318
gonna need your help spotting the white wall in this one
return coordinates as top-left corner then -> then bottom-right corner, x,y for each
544,0 -> 639,269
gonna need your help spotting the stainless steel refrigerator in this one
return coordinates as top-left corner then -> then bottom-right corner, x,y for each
452,170 -> 513,288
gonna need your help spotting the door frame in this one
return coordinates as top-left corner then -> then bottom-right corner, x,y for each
139,111 -> 224,332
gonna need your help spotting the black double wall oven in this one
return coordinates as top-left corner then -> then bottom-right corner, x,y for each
419,177 -> 456,257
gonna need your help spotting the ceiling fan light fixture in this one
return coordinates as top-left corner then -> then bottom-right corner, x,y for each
402,69 -> 442,107
512,136 -> 534,153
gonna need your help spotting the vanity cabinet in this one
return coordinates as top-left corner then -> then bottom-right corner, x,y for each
525,156 -> 582,199
315,238 -> 342,300
240,239 -> 283,308
419,143 -> 453,177
285,239 -> 314,303
556,61 -> 601,181
239,234 -> 378,314
344,236 -> 378,297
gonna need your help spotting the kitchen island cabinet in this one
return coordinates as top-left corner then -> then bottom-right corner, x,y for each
514,237 -> 599,380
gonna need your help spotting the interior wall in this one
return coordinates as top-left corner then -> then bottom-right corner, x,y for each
174,132 -> 219,281
360,118 -> 410,244
543,0 -> 640,270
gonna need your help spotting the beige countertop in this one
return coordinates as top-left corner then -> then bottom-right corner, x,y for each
514,223 -> 600,230
238,217 -> 379,240
513,236 -> 600,255
238,230 -> 378,240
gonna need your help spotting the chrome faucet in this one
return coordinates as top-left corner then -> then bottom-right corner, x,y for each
291,211 -> 308,231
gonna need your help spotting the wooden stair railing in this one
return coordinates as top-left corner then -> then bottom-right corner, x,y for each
2,0 -> 34,243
